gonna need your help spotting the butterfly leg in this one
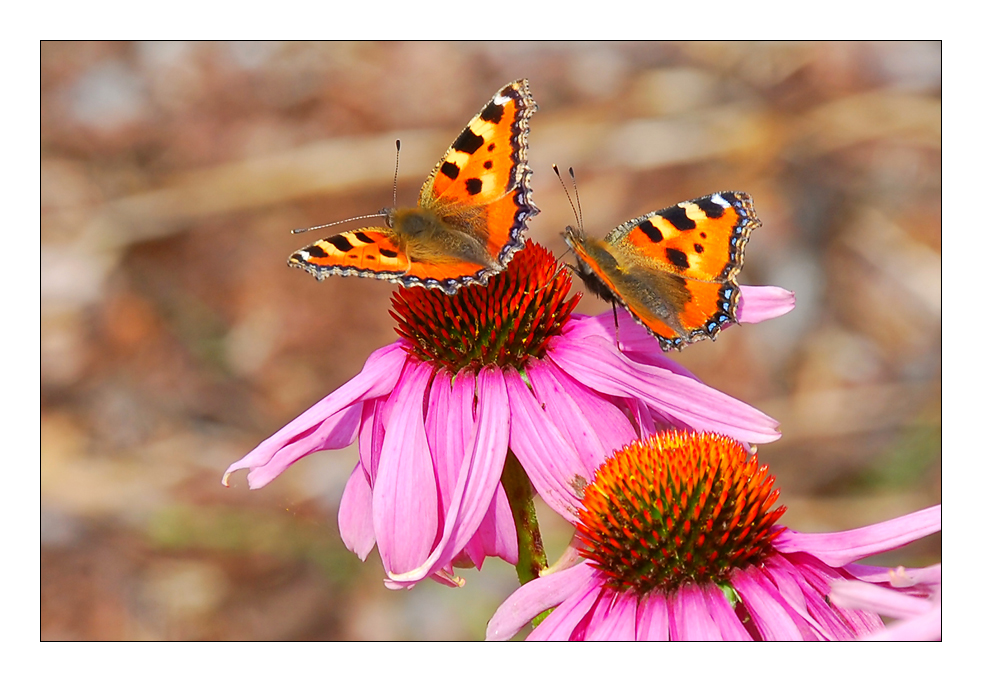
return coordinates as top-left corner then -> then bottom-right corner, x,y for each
612,302 -> 623,352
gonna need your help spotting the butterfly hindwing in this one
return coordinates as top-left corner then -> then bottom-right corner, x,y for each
565,191 -> 760,351
290,227 -> 490,284
290,228 -> 411,281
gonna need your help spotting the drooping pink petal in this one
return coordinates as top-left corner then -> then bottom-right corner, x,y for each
797,576 -> 864,640
550,334 -> 781,443
558,313 -> 700,380
385,367 -> 510,587
242,405 -> 362,489
772,505 -> 940,567
865,602 -> 940,641
433,370 -> 518,568
467,483 -> 518,568
527,574 -> 605,641
845,563 -> 941,588
223,342 -> 407,488
358,397 -> 385,486
891,564 -> 941,588
373,360 -> 439,576
781,552 -> 883,637
737,285 -> 796,324
634,591 -> 670,640
338,460 -> 375,560
830,580 -> 932,620
703,583 -> 752,640
622,395 -> 696,438
731,565 -> 804,640
670,583 -> 722,640
503,367 -> 592,523
429,569 -> 464,588
526,357 -> 637,472
486,562 -> 598,641
424,368 -> 470,520
623,398 -> 657,440
760,554 -> 834,639
581,589 -> 638,641
829,562 -> 940,640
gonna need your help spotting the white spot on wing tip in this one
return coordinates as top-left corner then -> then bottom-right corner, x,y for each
710,194 -> 730,208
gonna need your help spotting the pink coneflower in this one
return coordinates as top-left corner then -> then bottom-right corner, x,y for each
829,562 -> 940,640
223,244 -> 794,589
486,431 -> 941,640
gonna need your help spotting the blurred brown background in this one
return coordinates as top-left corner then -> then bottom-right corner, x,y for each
41,41 -> 940,640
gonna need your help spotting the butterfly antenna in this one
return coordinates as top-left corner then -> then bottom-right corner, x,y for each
568,167 -> 585,233
291,213 -> 382,235
392,139 -> 401,206
612,303 -> 623,352
552,164 -> 581,229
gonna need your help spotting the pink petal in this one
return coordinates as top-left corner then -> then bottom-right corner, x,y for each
634,592 -> 670,640
528,573 -> 606,641
424,368 -> 470,518
623,395 -> 696,437
670,583 -> 722,640
486,562 -> 598,641
731,565 -> 803,640
561,313 -> 699,379
503,367 -> 592,523
582,589 -> 638,641
703,583 -> 752,640
467,483 -> 519,568
373,361 -> 439,576
429,569 -> 464,588
358,398 -> 385,486
829,580 -> 932,620
760,554 -> 834,639
385,367 -> 511,587
840,562 -> 941,592
431,370 -> 514,570
866,601 -> 941,641
773,505 -> 940,567
247,405 -> 363,489
337,460 -> 375,560
550,334 -> 781,443
223,342 -> 407,488
784,552 -> 883,637
737,285 -> 796,324
526,357 -> 637,472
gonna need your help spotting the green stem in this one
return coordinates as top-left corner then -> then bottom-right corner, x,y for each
501,450 -> 548,585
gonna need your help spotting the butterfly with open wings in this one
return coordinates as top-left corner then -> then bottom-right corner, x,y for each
564,190 -> 761,351
289,79 -> 538,295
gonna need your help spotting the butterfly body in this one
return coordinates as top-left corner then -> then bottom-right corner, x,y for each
290,80 -> 538,295
564,191 -> 761,351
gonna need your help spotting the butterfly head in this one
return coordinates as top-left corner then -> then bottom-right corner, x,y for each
380,205 -> 397,228
562,225 -> 623,306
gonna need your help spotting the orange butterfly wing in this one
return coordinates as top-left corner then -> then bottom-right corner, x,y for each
289,80 -> 537,294
290,228 -> 405,276
417,79 -> 537,270
566,191 -> 760,351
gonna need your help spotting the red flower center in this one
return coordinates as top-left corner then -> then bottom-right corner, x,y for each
575,430 -> 786,595
390,242 -> 580,373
